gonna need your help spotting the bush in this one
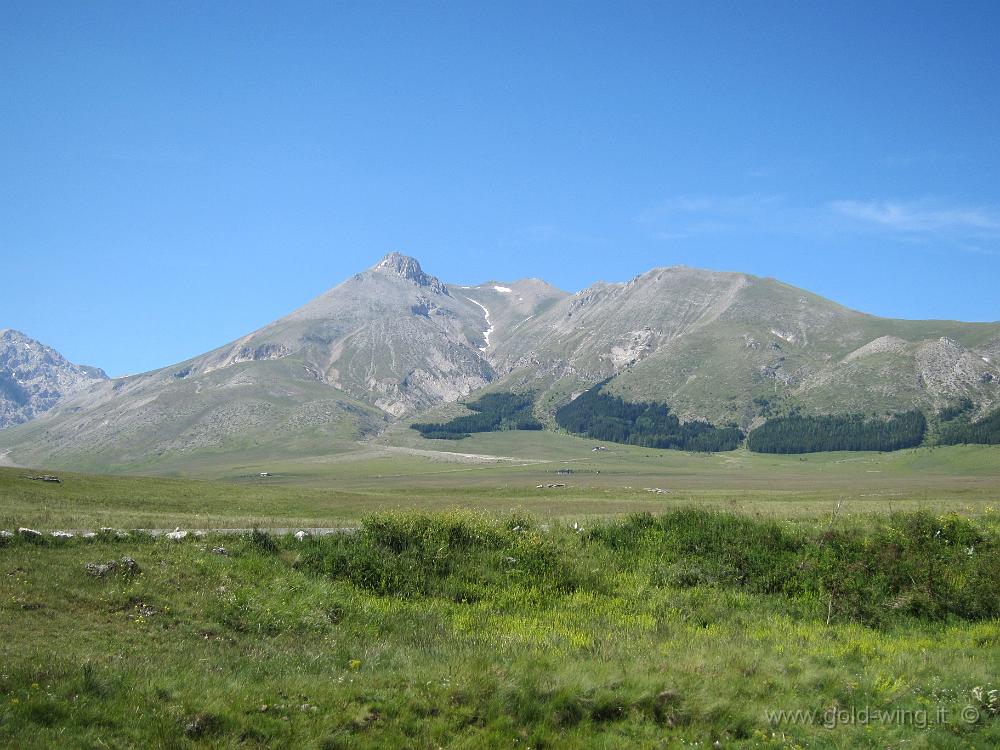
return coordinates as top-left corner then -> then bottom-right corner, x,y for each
294,509 -> 1000,626
248,527 -> 280,555
586,509 -> 999,625
297,511 -> 589,598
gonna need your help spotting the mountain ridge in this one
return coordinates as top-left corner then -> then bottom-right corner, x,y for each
2,252 -> 998,470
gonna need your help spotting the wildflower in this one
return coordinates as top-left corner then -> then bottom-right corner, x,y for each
348,659 -> 362,670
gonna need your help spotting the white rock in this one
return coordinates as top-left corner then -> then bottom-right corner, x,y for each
294,530 -> 310,541
0,530 -> 14,538
165,527 -> 188,541
17,527 -> 41,538
51,531 -> 74,539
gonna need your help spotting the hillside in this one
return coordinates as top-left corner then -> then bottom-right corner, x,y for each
486,266 -> 1000,427
2,255 -> 998,471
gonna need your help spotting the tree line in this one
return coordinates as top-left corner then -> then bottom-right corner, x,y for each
411,392 -> 543,440
746,410 -> 927,453
554,381 -> 744,452
937,405 -> 1000,446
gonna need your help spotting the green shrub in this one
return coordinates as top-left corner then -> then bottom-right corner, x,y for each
248,527 -> 280,555
586,509 -> 999,624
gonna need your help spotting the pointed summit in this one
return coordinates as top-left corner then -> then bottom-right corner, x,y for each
371,252 -> 449,295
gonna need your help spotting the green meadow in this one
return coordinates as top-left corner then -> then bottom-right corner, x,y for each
2,438 -> 999,747
1,510 -> 998,748
3,433 -> 1000,531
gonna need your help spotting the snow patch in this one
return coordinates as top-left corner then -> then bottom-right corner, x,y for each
493,285 -> 512,294
464,297 -> 495,351
984,356 -> 991,363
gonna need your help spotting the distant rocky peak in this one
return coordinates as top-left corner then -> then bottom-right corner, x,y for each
0,328 -> 108,429
372,252 -> 449,295
2,329 -> 65,366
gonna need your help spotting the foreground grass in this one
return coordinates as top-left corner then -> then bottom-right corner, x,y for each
2,510 -> 998,748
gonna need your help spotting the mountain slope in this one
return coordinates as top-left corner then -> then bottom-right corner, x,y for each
0,254 -> 566,470
2,255 -> 998,472
0,329 -> 108,429
487,266 -> 1000,427
188,252 -> 501,417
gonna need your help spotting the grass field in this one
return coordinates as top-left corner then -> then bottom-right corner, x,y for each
2,433 -> 999,531
1,510 -> 998,748
2,438 -> 999,747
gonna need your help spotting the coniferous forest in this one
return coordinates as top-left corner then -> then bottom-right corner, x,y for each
411,384 -> 1000,451
937,406 -> 1000,445
554,381 -> 744,451
411,392 -> 543,439
746,410 -> 927,453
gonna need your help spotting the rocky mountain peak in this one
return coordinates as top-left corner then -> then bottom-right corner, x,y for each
372,252 -> 449,295
0,329 -> 108,429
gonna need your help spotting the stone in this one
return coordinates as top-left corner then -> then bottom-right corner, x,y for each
85,562 -> 118,577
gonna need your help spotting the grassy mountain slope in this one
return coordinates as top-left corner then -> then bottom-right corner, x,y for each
0,357 -> 387,473
486,267 -> 1000,428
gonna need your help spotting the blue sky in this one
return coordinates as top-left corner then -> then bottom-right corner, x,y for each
3,1 -> 999,376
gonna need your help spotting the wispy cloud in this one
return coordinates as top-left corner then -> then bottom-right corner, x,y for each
829,200 -> 1000,234
640,193 -> 1000,254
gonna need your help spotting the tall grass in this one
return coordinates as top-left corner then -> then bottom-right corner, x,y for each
2,509 -> 998,748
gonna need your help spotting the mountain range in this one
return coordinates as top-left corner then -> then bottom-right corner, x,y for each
2,252 -> 998,471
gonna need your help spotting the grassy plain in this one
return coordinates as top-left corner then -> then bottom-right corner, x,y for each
1,510 -> 998,748
2,431 -> 999,531
2,436 -> 999,748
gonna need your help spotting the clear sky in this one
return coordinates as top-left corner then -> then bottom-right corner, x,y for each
3,1 -> 999,376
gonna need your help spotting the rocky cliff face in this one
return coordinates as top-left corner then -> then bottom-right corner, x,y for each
0,329 -> 108,429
